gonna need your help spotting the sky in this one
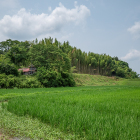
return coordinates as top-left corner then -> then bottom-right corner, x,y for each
0,0 -> 140,74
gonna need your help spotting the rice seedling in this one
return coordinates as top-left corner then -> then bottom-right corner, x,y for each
5,86 -> 140,140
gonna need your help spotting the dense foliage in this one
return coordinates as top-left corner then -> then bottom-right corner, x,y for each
6,44 -> 29,66
30,43 -> 71,72
0,37 -> 139,88
36,67 -> 75,87
0,63 -> 18,76
0,74 -> 42,88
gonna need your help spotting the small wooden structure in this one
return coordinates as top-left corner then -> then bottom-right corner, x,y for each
18,65 -> 36,75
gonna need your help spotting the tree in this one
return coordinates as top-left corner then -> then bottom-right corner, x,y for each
0,37 -> 139,79
30,43 -> 71,72
6,44 -> 29,66
36,67 -> 75,87
0,39 -> 20,53
116,67 -> 125,78
0,62 -> 18,76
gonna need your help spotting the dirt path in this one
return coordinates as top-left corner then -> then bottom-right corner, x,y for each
0,132 -> 13,140
0,132 -> 32,140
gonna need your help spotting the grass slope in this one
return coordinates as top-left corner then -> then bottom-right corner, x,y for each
73,73 -> 121,86
73,73 -> 140,86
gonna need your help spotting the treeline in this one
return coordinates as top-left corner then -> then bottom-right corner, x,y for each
0,38 -> 139,82
0,38 -> 76,88
32,37 -> 138,78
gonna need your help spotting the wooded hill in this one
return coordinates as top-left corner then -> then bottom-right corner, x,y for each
0,37 -> 139,79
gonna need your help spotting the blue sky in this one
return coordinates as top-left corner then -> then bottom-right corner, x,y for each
0,0 -> 140,74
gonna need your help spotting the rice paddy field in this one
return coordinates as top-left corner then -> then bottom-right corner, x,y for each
1,84 -> 140,139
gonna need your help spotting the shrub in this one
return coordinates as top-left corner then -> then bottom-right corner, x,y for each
61,71 -> 76,87
0,74 -> 16,88
0,74 -> 42,88
0,63 -> 18,76
15,76 -> 42,88
36,67 -> 75,87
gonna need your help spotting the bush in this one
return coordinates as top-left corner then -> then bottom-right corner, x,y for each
0,74 -> 42,88
116,67 -> 125,78
61,71 -> 76,87
0,74 -> 16,88
36,67 -> 75,87
0,63 -> 18,76
15,76 -> 42,88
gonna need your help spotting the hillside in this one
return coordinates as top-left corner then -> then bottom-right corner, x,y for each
0,38 -> 139,89
73,73 -> 140,86
0,38 -> 139,79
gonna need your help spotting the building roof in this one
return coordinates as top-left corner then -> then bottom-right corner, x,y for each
18,68 -> 35,72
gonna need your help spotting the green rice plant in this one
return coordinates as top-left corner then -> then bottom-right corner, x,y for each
0,103 -> 77,140
6,86 -> 140,140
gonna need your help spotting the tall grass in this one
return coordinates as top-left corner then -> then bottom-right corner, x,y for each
6,86 -> 140,139
73,73 -> 121,86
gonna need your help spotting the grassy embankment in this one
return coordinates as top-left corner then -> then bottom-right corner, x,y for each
0,74 -> 140,139
73,74 -> 120,86
0,74 -> 123,102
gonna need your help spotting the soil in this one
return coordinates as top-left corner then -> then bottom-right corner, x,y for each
0,132 -> 32,140
0,132 -> 13,140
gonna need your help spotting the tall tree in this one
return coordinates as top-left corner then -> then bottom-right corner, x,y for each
30,43 -> 71,72
6,44 -> 29,67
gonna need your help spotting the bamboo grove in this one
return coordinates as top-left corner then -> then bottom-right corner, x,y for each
0,37 -> 139,79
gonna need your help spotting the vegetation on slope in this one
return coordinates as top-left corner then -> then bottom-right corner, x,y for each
73,73 -> 121,86
0,38 -> 139,80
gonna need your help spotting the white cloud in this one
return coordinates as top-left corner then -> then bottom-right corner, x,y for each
74,1 -> 78,6
48,7 -> 52,12
0,2 -> 90,41
128,22 -> 140,39
121,49 -> 140,61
